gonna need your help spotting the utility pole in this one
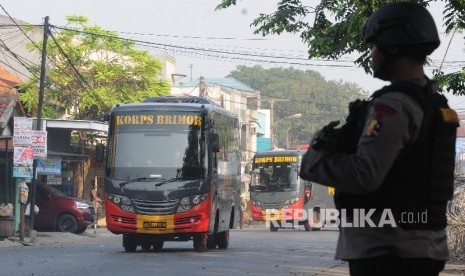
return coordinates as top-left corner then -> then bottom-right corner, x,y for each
29,16 -> 49,233
199,76 -> 206,98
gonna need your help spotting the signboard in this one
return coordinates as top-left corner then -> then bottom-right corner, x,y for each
13,117 -> 32,146
37,158 -> 62,176
13,146 -> 34,178
253,156 -> 298,164
32,130 -> 47,159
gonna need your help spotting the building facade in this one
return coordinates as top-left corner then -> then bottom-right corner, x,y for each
171,77 -> 261,168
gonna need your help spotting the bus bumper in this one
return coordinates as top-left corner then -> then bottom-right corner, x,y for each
250,199 -> 304,222
105,196 -> 211,235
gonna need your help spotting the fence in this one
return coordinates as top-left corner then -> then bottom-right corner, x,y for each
447,177 -> 465,259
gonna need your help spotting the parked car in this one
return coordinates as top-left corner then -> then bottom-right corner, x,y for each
33,183 -> 95,234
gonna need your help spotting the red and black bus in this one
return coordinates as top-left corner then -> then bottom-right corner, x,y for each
104,96 -> 241,252
250,150 -> 334,231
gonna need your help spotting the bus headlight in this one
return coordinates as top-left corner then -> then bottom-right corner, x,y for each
108,194 -> 135,213
282,197 -> 300,209
177,194 -> 207,213
251,199 -> 262,208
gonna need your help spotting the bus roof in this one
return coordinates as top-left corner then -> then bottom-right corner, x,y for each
253,149 -> 305,158
111,97 -> 238,119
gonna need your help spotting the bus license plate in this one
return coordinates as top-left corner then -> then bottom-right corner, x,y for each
143,221 -> 167,229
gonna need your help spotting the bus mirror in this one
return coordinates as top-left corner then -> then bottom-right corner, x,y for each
102,113 -> 110,122
96,144 -> 105,163
210,133 -> 220,152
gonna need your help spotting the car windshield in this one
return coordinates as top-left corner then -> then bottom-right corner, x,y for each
251,161 -> 299,192
108,111 -> 203,181
40,184 -> 67,197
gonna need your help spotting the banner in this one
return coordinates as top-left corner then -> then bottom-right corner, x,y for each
13,117 -> 32,146
37,158 -> 62,176
13,146 -> 34,178
32,130 -> 47,159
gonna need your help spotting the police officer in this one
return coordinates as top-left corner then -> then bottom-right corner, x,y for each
300,2 -> 458,276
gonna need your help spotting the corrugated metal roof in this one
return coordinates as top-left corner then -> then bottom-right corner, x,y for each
179,77 -> 255,93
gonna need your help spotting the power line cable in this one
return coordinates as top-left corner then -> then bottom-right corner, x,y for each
0,6 -> 63,76
47,30 -> 87,88
0,24 -> 42,28
0,46 -> 23,80
0,4 -> 43,53
52,25 -> 463,71
53,26 -> 358,68
0,42 -> 37,68
184,79 -> 353,108
0,38 -> 39,78
116,31 -> 271,41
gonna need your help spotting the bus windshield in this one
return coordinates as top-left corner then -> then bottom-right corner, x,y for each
108,111 -> 203,181
251,162 -> 299,192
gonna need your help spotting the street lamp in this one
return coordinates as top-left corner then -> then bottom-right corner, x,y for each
271,113 -> 302,149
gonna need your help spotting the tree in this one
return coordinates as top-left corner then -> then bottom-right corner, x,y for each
19,16 -> 170,120
228,65 -> 366,147
216,0 -> 465,95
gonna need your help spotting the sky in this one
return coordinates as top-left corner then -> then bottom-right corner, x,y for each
1,0 -> 464,107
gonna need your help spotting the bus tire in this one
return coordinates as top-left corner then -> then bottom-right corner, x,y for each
305,208 -> 322,231
140,240 -> 151,250
152,240 -> 164,251
206,234 -> 217,249
123,234 -> 138,252
304,221 -> 311,231
304,221 -> 321,231
217,230 -> 229,249
193,233 -> 208,252
269,224 -> 279,232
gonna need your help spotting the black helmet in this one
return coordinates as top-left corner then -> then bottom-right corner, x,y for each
363,2 -> 440,55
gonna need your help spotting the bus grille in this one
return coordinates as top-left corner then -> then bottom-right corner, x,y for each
132,199 -> 179,215
262,202 -> 282,209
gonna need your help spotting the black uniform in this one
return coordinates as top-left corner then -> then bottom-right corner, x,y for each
302,78 -> 454,261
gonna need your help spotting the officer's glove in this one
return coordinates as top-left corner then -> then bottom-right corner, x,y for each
311,121 -> 340,151
300,121 -> 340,181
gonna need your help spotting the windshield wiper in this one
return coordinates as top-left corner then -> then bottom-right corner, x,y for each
154,175 -> 201,187
154,177 -> 183,187
119,177 -> 164,188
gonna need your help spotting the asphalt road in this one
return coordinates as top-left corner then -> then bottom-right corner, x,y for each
0,227 -> 345,276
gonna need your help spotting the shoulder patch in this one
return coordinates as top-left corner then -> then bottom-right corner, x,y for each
439,108 -> 459,126
364,103 -> 397,137
373,103 -> 397,120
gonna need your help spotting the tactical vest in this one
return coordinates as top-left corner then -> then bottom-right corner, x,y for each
334,81 -> 458,230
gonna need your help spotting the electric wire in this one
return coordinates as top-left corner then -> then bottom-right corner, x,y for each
48,29 -> 87,88
0,37 -> 39,79
0,4 -> 43,54
0,47 -> 26,80
52,26 -> 358,68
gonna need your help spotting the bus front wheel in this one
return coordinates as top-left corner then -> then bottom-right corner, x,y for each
123,234 -> 138,252
217,230 -> 229,249
152,240 -> 164,251
269,223 -> 279,232
304,208 -> 321,231
193,233 -> 208,252
206,234 -> 217,249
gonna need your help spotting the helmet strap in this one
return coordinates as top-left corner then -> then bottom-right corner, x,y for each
373,46 -> 398,81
